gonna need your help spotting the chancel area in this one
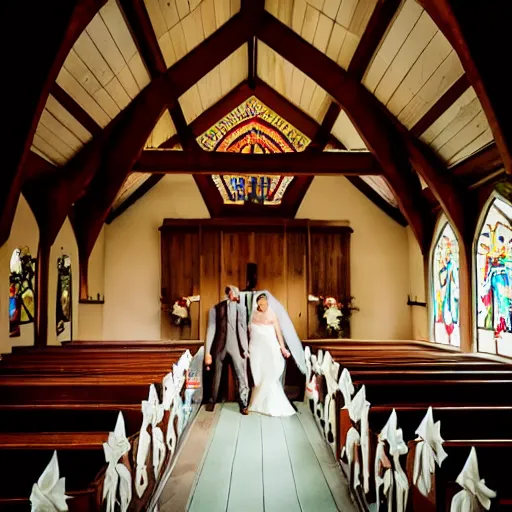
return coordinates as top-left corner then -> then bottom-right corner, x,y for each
1,0 -> 511,510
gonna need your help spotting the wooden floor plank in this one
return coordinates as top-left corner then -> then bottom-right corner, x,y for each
295,402 -> 357,512
261,414 -> 302,512
227,413 -> 264,512
282,414 -> 338,512
159,405 -> 221,512
188,403 -> 241,512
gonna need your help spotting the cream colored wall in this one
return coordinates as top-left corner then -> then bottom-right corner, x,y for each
103,175 -> 209,340
297,177 -> 412,340
0,195 -> 39,352
47,218 -> 80,345
77,227 -> 105,340
407,226 -> 428,340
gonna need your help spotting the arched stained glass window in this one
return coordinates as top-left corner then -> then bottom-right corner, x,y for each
56,254 -> 72,341
9,247 -> 36,338
431,221 -> 460,346
475,196 -> 512,357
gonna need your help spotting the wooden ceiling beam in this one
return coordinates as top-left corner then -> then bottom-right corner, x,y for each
117,0 -> 198,152
418,0 -> 512,175
134,149 -> 381,175
190,79 -> 319,139
50,83 -> 102,136
118,0 -> 166,77
0,0 -> 105,246
348,0 -> 402,81
410,74 -> 470,138
248,36 -> 257,89
258,12 -> 435,251
69,7 -> 263,275
308,102 -> 341,151
450,142 -> 504,185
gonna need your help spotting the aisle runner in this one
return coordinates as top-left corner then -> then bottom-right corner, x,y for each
187,403 -> 355,512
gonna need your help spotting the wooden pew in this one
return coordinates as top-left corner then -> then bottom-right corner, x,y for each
0,404 -> 142,436
0,432 -> 107,510
369,405 -> 512,441
307,342 -> 511,511
0,343 -> 196,510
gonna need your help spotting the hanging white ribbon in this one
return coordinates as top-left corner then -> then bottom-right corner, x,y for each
102,412 -> 131,512
163,371 -> 177,411
338,368 -> 355,408
346,427 -> 362,489
413,407 -> 448,497
375,440 -> 393,511
29,451 -> 70,512
304,346 -> 312,388
321,351 -> 340,447
450,447 -> 496,512
378,409 -> 409,512
135,428 -> 151,499
116,464 -> 132,512
144,385 -> 166,478
348,386 -> 371,493
152,425 -> 166,477
135,384 -> 165,498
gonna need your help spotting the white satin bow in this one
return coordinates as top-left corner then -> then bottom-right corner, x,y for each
103,412 -> 131,512
347,386 -> 371,493
30,451 -> 70,512
450,447 -> 496,511
338,368 -> 355,408
377,409 -> 409,512
413,407 -> 448,497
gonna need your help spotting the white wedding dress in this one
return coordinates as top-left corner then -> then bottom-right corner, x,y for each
248,321 -> 296,417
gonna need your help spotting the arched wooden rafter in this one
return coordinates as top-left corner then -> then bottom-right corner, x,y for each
9,0 -> 508,347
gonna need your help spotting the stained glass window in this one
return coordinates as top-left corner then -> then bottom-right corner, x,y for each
475,196 -> 512,357
432,222 -> 460,346
56,255 -> 72,340
197,96 -> 311,205
9,247 -> 36,338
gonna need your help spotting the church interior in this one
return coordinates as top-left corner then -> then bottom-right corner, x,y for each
2,0 -> 511,510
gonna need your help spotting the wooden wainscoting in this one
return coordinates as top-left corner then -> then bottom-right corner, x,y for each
159,219 -> 352,340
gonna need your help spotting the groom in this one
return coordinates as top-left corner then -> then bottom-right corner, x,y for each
204,285 -> 250,414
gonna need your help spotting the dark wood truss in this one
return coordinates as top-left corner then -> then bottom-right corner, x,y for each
6,0 -> 509,347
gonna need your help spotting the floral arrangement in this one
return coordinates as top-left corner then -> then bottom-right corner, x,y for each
170,295 -> 200,326
308,294 -> 359,338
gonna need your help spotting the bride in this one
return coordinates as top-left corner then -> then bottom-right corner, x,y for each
248,293 -> 296,417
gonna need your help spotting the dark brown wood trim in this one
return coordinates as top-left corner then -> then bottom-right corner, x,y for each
348,0 -> 402,81
411,74 -> 470,137
159,218 -> 353,231
248,35 -> 256,89
50,83 -> 102,136
308,102 -> 341,151
118,0 -> 166,78
133,149 -> 382,175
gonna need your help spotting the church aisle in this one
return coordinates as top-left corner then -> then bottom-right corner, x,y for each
181,403 -> 352,512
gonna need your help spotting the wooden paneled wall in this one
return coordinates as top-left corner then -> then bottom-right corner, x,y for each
160,219 -> 352,340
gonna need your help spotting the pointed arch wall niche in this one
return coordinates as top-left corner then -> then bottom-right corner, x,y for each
430,218 -> 461,347
474,194 -> 512,357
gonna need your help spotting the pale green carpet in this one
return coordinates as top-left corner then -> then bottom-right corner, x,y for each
185,403 -> 356,512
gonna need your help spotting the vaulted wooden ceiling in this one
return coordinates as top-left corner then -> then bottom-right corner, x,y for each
4,0 -> 511,266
